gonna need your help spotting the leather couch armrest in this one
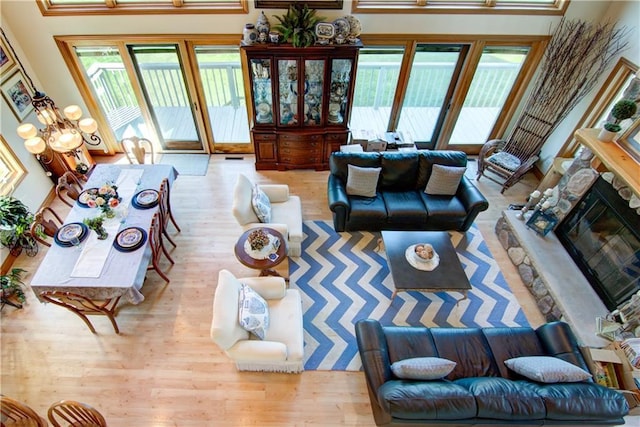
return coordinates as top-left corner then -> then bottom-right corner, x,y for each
456,176 -> 489,231
328,174 -> 350,232
356,320 -> 392,393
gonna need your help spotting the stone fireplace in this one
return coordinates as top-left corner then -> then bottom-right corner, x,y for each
495,128 -> 640,348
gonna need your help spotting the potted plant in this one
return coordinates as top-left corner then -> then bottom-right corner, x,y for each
274,4 -> 324,48
0,196 -> 38,257
598,99 -> 638,142
0,267 -> 27,309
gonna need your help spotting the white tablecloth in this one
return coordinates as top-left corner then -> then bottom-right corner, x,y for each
30,164 -> 179,304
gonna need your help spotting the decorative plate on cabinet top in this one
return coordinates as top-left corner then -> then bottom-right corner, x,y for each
345,15 -> 362,38
332,18 -> 350,38
315,22 -> 335,40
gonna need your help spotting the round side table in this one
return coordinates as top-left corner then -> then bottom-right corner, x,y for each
234,227 -> 287,277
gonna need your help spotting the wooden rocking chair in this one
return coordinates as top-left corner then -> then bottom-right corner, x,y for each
477,112 -> 553,193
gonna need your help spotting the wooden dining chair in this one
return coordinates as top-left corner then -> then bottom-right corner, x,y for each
158,178 -> 180,248
48,400 -> 107,427
30,206 -> 63,247
0,395 -> 48,427
39,291 -> 121,334
55,171 -> 84,207
120,136 -> 155,164
148,212 -> 174,283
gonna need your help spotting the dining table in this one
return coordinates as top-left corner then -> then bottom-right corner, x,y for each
30,163 -> 179,305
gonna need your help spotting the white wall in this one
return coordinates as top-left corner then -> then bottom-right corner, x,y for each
538,0 -> 640,173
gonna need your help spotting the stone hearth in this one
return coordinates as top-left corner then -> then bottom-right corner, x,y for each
496,210 -> 609,348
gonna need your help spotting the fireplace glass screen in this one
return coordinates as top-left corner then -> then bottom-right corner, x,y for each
557,177 -> 640,310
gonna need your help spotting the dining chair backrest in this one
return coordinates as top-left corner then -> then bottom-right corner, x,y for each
120,136 -> 154,164
0,394 -> 48,427
56,171 -> 83,207
39,291 -> 120,334
158,178 -> 180,232
147,212 -> 173,283
30,206 -> 64,247
48,400 -> 107,427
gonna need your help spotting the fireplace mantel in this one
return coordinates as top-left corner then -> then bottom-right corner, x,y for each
575,128 -> 640,198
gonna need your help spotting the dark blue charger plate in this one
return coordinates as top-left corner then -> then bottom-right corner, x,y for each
54,222 -> 89,247
131,189 -> 159,210
113,226 -> 148,252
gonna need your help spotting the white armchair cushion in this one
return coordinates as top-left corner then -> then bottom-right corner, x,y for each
238,284 -> 269,340
211,270 -> 250,350
233,174 -> 260,225
259,184 -> 290,203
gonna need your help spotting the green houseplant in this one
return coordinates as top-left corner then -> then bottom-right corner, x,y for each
0,267 -> 27,308
0,196 -> 38,256
274,4 -> 324,48
598,99 -> 638,142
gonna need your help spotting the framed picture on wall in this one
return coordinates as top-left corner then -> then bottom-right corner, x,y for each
255,1 -> 344,9
617,118 -> 640,163
0,36 -> 17,79
1,70 -> 33,121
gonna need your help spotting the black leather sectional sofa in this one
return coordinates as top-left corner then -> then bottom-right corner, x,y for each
355,319 -> 629,426
327,151 -> 488,232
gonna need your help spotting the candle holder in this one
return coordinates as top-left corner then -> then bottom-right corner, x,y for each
516,190 -> 541,220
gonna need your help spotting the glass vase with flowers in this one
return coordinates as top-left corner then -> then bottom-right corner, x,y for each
83,215 -> 108,240
85,182 -> 121,218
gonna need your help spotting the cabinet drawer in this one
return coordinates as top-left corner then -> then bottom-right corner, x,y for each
279,146 -> 322,156
325,133 -> 349,144
253,133 -> 276,142
280,154 -> 323,164
279,133 -> 323,144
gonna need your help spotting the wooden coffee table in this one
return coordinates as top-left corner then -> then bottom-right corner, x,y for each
380,230 -> 471,302
234,227 -> 287,277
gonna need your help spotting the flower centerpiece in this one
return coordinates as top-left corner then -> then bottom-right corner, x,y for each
83,215 -> 108,240
86,182 -> 121,218
248,228 -> 270,251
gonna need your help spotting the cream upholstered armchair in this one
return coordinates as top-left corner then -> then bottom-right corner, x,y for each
232,173 -> 303,257
210,269 -> 304,373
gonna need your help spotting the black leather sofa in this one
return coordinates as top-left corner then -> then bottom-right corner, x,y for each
327,151 -> 489,232
355,319 -> 629,426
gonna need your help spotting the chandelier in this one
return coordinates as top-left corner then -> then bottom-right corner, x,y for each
1,28 -> 102,158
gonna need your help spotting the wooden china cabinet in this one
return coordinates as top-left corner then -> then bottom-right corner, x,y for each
242,42 -> 361,170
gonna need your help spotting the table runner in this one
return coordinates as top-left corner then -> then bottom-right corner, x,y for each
70,169 -> 144,278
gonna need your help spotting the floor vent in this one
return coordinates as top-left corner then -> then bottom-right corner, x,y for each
225,156 -> 244,160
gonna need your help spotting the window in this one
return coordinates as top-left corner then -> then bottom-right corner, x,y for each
38,0 -> 247,15
0,135 -> 27,196
352,0 -> 568,15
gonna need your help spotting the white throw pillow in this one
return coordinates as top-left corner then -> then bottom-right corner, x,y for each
504,356 -> 592,383
391,357 -> 457,380
251,185 -> 271,223
346,164 -> 381,197
238,283 -> 269,340
425,164 -> 467,196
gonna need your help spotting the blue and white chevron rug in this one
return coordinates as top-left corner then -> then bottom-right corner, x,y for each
289,220 -> 529,371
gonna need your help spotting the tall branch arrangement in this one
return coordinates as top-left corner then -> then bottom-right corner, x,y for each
506,18 -> 629,157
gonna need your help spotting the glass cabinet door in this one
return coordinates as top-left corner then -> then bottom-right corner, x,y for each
277,59 -> 298,126
329,58 -> 353,125
303,59 -> 325,126
250,58 -> 273,125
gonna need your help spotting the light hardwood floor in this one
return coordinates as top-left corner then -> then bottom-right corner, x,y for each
0,155 -> 560,426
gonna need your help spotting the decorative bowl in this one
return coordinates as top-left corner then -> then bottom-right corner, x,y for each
413,243 -> 435,263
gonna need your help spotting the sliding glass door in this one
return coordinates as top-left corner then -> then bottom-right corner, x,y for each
129,45 -> 203,151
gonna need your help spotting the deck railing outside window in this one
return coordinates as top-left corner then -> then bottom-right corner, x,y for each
87,61 -> 520,141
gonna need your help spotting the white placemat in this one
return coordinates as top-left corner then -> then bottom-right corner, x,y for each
70,169 -> 144,278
